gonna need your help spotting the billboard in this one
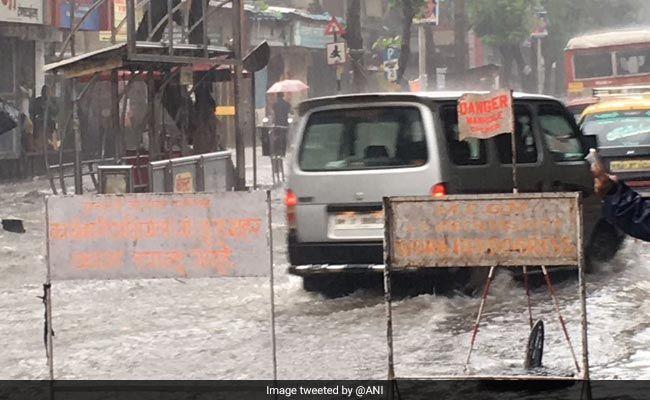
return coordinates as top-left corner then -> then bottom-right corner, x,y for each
384,193 -> 581,268
46,191 -> 271,280
56,0 -> 101,30
0,0 -> 42,24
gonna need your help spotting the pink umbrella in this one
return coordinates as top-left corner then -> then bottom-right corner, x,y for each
266,79 -> 309,94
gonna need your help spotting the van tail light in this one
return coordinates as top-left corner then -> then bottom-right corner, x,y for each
431,183 -> 448,197
285,189 -> 298,229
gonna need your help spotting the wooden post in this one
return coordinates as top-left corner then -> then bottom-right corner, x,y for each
72,79 -> 83,194
126,0 -> 137,55
233,0 -> 246,189
147,71 -> 159,161
110,70 -> 121,158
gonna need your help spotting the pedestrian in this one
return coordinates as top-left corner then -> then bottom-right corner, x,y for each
29,85 -> 58,152
273,92 -> 290,127
592,154 -> 650,241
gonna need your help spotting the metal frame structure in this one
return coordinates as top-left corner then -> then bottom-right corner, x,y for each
44,0 -> 253,194
382,193 -> 590,386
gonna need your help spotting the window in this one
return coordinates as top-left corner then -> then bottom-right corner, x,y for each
299,107 -> 427,171
495,106 -> 538,164
616,49 -> 650,75
538,104 -> 585,162
582,110 -> 650,148
440,105 -> 487,165
574,52 -> 613,79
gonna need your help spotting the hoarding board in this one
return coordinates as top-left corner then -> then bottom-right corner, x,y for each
56,0 -> 101,30
0,0 -> 42,24
384,193 -> 581,268
46,191 -> 270,280
457,89 -> 514,141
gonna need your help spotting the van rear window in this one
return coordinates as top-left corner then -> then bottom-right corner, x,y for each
299,107 -> 427,171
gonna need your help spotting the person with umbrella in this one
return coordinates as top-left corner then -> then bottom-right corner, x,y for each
273,92 -> 290,127
266,79 -> 309,126
266,79 -> 309,156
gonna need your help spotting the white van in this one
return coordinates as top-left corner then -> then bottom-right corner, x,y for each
286,92 -> 623,294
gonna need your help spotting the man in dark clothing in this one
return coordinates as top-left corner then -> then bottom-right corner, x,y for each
593,158 -> 650,241
273,93 -> 290,127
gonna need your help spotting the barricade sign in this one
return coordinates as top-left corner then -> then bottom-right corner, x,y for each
46,191 -> 269,280
43,190 -> 277,380
382,193 -> 589,386
385,193 -> 580,268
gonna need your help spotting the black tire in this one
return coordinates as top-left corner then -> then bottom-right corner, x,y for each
587,219 -> 625,265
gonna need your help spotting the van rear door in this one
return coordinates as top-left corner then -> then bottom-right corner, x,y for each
289,103 -> 440,243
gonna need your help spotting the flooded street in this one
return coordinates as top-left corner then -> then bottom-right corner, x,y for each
0,170 -> 648,380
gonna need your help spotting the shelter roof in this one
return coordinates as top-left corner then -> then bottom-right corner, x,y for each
44,42 -> 233,79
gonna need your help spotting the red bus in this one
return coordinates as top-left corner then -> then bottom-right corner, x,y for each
565,29 -> 650,101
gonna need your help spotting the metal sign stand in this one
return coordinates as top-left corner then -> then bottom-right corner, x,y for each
383,194 -> 590,397
43,190 -> 279,380
266,190 -> 278,381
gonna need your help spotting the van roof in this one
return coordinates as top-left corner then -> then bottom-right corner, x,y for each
297,91 -> 557,115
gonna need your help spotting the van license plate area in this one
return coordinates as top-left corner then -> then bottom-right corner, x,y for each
331,211 -> 384,230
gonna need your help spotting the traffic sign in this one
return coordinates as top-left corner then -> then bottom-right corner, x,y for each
327,42 -> 347,65
325,17 -> 345,36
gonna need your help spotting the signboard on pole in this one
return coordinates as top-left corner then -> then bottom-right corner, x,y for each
384,193 -> 581,268
0,0 -> 42,24
46,191 -> 270,280
457,90 -> 514,141
326,42 -> 347,65
414,0 -> 440,25
324,17 -> 345,36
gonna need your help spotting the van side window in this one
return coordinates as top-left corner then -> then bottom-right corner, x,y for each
440,105 -> 487,165
495,106 -> 537,164
538,103 -> 585,162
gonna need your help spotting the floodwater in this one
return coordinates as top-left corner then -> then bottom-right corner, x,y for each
0,158 -> 648,380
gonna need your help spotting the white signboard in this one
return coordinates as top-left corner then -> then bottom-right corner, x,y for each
0,0 -> 43,24
327,42 -> 347,65
46,191 -> 271,280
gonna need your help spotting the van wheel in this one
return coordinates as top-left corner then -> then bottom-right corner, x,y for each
302,274 -> 354,298
587,220 -> 625,265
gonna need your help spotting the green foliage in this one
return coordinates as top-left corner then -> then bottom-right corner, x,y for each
372,36 -> 403,51
388,0 -> 428,17
254,0 -> 269,12
542,0 -> 642,58
467,0 -> 533,46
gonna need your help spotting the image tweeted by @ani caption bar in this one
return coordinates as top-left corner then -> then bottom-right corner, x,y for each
266,383 -> 386,398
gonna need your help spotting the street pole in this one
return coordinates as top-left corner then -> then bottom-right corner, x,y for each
537,37 -> 544,94
334,32 -> 341,93
418,24 -> 428,91
233,0 -> 246,190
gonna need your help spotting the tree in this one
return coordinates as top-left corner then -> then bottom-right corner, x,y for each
344,0 -> 367,92
467,0 -> 533,89
387,0 -> 427,85
541,0 -> 642,94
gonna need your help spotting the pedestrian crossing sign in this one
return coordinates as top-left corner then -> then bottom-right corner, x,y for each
327,42 -> 347,65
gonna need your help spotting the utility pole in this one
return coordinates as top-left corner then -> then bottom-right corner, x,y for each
417,24 -> 428,91
233,0 -> 246,190
454,0 -> 467,73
